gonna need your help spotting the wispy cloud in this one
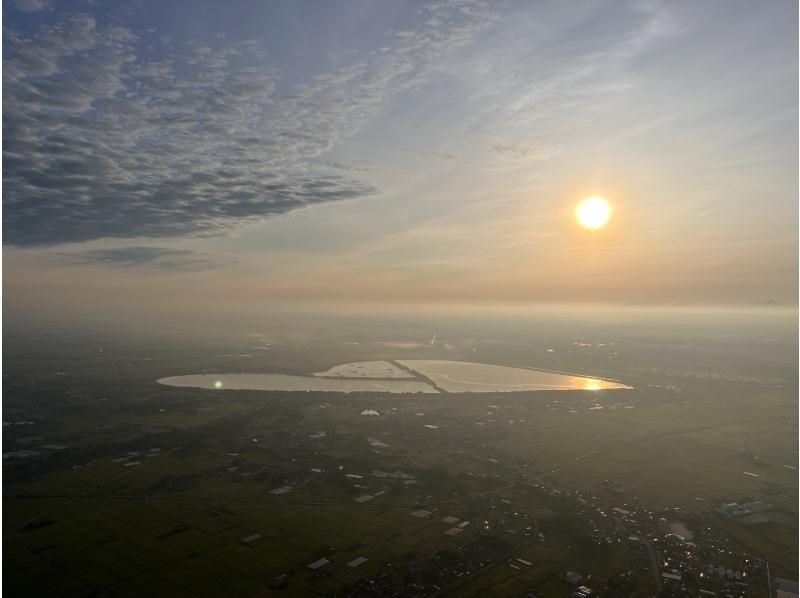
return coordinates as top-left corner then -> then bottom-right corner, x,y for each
13,0 -> 53,13
492,143 -> 561,160
64,246 -> 232,272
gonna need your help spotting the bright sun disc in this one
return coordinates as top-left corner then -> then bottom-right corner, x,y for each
576,197 -> 611,230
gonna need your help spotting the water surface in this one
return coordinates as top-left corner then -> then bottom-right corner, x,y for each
399,360 -> 631,392
158,360 -> 631,394
158,373 -> 437,393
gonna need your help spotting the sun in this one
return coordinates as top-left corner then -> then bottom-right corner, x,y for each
214,380 -> 223,389
576,196 -> 611,230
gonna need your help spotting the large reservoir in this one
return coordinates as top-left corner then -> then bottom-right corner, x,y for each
158,360 -> 631,393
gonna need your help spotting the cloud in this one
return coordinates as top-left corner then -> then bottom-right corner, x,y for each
408,148 -> 456,161
64,246 -> 232,271
492,143 -> 561,160
14,0 -> 53,13
4,1 -> 498,246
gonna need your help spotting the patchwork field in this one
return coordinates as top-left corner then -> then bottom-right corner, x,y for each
4,309 -> 797,595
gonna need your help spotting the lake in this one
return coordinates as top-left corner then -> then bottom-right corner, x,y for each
158,360 -> 631,393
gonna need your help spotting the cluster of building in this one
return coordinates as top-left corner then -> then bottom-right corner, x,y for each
714,501 -> 772,520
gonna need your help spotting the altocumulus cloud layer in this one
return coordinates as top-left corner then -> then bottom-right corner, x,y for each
4,1 -> 495,246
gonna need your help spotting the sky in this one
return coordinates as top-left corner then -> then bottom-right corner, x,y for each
3,0 -> 798,321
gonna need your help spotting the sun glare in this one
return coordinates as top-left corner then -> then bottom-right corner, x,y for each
583,379 -> 603,391
576,197 -> 611,230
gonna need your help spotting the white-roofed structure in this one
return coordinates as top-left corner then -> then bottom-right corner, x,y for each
347,556 -> 368,568
307,558 -> 330,570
